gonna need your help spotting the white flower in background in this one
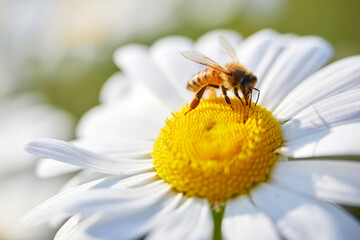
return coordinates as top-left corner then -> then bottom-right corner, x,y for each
0,0 -> 285,71
24,29 -> 360,239
0,94 -> 73,173
0,94 -> 74,240
0,47 -> 74,173
0,49 -> 74,238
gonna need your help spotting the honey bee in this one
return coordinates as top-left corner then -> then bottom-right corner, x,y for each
182,37 -> 260,115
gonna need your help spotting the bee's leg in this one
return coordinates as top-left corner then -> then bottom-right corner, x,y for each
234,87 -> 244,105
185,84 -> 219,115
221,85 -> 234,110
249,92 -> 252,108
253,88 -> 260,106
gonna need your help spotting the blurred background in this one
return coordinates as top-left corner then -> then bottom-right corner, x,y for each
0,0 -> 359,239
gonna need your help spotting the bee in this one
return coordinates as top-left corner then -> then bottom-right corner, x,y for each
182,37 -> 260,115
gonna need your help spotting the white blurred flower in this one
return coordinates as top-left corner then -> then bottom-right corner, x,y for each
0,94 -> 73,174
23,29 -> 360,239
0,95 -> 74,240
0,94 -> 74,240
0,0 -> 285,70
0,48 -> 74,239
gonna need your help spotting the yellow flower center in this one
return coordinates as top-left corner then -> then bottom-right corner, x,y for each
152,98 -> 282,202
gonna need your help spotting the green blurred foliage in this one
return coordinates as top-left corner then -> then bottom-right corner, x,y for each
183,0 -> 360,61
31,51 -> 117,121
248,0 -> 360,61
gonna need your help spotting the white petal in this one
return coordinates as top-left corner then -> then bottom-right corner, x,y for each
99,72 -> 130,104
150,36 -> 196,101
21,177 -> 117,227
60,170 -> 110,191
73,137 -> 154,154
36,158 -> 81,178
274,56 -> 360,120
54,214 -> 81,240
72,181 -> 170,217
36,136 -> 154,178
251,183 -> 360,240
22,176 -> 163,227
237,29 -> 287,80
283,122 -> 360,158
258,36 -> 333,110
77,92 -> 168,140
51,171 -> 110,227
99,72 -> 158,105
25,139 -> 154,175
70,193 -> 182,240
195,29 -> 243,64
222,196 -> 280,240
147,198 -> 213,240
282,88 -> 360,142
113,44 -> 185,108
271,160 -> 360,206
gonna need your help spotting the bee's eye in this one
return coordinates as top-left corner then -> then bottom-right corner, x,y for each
240,77 -> 247,85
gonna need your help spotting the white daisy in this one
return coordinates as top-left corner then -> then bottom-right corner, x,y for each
23,29 -> 360,240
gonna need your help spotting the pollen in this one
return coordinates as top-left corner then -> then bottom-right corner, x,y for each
152,98 -> 282,202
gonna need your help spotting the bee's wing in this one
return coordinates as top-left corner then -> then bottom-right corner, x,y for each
219,36 -> 239,63
181,51 -> 229,74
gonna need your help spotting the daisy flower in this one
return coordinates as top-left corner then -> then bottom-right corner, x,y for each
23,29 -> 360,240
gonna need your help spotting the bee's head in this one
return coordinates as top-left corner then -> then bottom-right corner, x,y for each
239,74 -> 257,100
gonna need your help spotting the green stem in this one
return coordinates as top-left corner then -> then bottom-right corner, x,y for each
212,206 -> 225,240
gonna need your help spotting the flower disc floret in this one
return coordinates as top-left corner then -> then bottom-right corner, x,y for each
152,98 -> 282,202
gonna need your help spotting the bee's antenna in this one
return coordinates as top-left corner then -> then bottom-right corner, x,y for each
253,88 -> 260,106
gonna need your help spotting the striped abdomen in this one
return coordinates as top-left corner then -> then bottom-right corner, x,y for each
186,67 -> 223,92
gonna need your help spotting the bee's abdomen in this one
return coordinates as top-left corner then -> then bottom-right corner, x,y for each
187,67 -> 222,92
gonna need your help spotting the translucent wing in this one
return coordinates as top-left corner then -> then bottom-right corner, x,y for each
181,51 -> 229,74
219,36 -> 239,63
